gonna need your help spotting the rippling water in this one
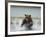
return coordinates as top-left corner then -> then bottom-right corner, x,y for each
10,19 -> 41,32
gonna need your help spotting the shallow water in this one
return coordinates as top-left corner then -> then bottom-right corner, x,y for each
10,19 -> 41,32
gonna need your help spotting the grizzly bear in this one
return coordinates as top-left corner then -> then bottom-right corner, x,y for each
21,14 -> 33,30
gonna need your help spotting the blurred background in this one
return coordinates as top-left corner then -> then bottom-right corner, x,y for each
10,5 -> 41,32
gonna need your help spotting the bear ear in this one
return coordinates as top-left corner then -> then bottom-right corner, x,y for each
25,14 -> 27,16
29,15 -> 31,17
